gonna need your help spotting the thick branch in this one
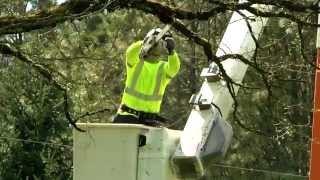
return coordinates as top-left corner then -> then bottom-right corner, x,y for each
246,6 -> 319,27
248,0 -> 319,13
0,0 -> 316,134
132,0 -> 253,21
1,0 -> 319,36
0,0 -> 135,35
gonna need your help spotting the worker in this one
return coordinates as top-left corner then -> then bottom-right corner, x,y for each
113,28 -> 180,126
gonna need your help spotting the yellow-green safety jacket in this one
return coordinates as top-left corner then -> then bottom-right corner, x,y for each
120,41 -> 180,114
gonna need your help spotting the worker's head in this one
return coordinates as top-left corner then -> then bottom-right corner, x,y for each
140,28 -> 170,62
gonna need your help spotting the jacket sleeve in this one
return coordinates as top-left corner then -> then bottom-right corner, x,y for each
165,51 -> 180,79
126,41 -> 143,67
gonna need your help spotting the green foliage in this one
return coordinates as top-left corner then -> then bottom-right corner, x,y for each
0,0 -> 316,179
0,63 -> 72,179
217,17 -> 314,179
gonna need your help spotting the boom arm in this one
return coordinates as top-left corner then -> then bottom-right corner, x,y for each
172,1 -> 269,178
72,2 -> 271,180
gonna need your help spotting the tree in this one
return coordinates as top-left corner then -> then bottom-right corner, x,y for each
0,0 -> 318,179
0,62 -> 72,179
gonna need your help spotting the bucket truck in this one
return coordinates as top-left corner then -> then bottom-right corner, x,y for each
73,1 -> 269,179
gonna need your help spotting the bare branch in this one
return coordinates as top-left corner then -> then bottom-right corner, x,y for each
0,0 -> 128,35
1,0 -> 319,36
0,0 -> 316,134
247,0 -> 319,13
0,43 -> 85,132
297,23 -> 317,68
233,111 -> 270,136
171,19 -> 213,61
237,10 -> 273,97
75,108 -> 114,121
245,6 -> 319,27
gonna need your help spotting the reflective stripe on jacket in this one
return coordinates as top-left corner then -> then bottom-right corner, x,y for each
121,41 -> 180,113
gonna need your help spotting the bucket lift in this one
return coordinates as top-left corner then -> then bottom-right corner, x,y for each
171,5 -> 268,178
73,1 -> 269,179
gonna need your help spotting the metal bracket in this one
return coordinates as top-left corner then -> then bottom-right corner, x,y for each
200,63 -> 220,82
189,93 -> 212,110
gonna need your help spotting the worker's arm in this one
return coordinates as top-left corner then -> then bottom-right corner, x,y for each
165,51 -> 180,79
126,41 -> 143,67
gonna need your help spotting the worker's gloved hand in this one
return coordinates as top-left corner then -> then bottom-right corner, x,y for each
164,37 -> 175,55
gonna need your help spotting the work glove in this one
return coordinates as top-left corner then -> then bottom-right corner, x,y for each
164,37 -> 175,55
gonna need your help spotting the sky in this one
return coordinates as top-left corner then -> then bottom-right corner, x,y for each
57,0 -> 66,4
26,0 -> 67,12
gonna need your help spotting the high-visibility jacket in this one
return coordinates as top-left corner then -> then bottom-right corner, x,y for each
120,41 -> 180,113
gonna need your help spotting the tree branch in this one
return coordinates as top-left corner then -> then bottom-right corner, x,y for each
0,0 -> 133,35
0,0 -> 317,134
1,0 -> 319,36
247,0 -> 319,13
0,43 -> 85,132
75,108 -> 113,121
